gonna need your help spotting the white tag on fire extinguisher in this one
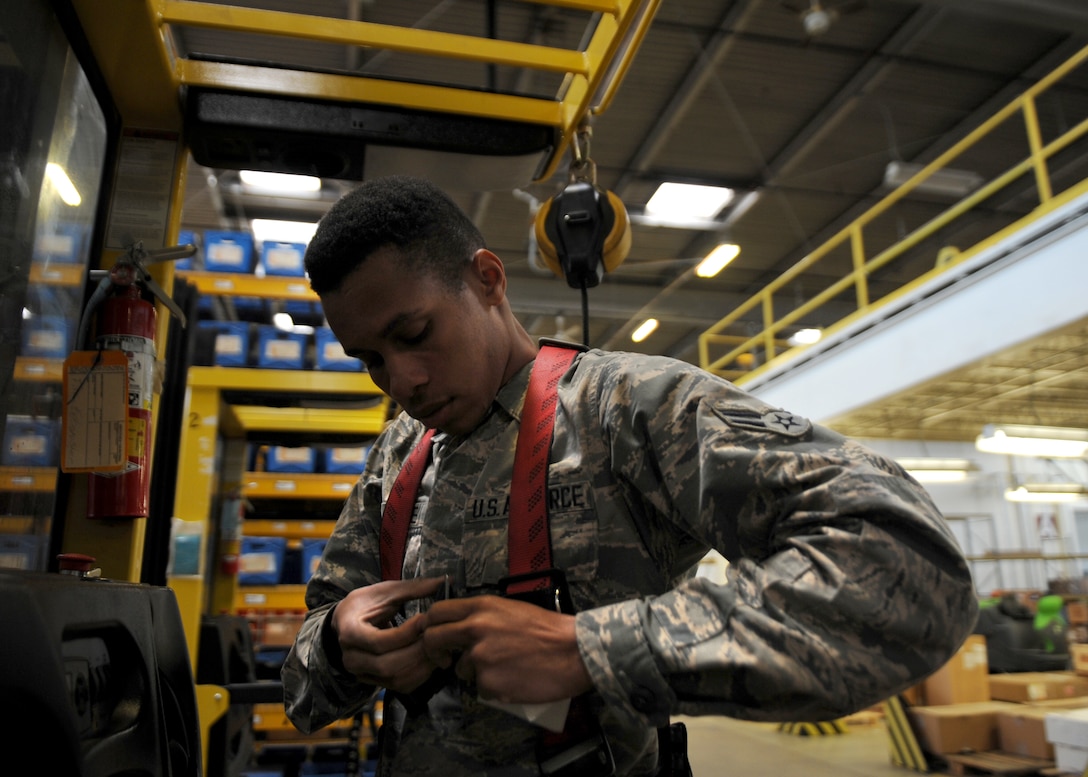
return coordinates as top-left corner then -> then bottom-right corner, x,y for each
60,350 -> 130,473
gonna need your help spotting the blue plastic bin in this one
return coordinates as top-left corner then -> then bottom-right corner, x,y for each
2,416 -> 59,467
256,326 -> 308,370
198,321 -> 251,367
259,241 -> 306,277
321,445 -> 369,475
239,536 -> 287,585
265,445 -> 316,474
203,230 -> 255,273
314,327 -> 362,372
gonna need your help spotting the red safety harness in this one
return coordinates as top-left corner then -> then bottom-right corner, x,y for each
380,343 -> 578,588
376,343 -> 688,776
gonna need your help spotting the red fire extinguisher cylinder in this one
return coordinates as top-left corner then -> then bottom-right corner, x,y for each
87,285 -> 157,520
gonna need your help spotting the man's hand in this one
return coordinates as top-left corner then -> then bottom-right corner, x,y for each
332,577 -> 445,694
420,595 -> 593,704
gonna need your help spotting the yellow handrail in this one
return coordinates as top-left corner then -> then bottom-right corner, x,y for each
699,44 -> 1088,382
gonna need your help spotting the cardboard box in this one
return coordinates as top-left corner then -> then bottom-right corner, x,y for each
989,671 -> 1088,703
923,634 -> 990,705
908,701 -> 1020,755
1044,707 -> 1088,774
1071,643 -> 1088,677
1066,600 -> 1088,626
999,706 -> 1059,759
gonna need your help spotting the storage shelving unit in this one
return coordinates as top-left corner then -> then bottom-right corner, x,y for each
1,257 -> 87,573
169,268 -> 389,757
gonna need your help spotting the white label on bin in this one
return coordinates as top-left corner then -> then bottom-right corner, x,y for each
273,479 -> 297,492
286,283 -> 307,294
330,447 -> 366,464
323,341 -> 349,360
209,242 -> 245,266
12,435 -> 47,455
39,233 -> 75,255
276,447 -> 312,462
213,279 -> 235,291
243,592 -> 268,605
241,552 -> 277,573
29,330 -> 64,351
267,340 -> 301,359
0,553 -> 29,569
215,334 -> 243,356
266,247 -> 301,270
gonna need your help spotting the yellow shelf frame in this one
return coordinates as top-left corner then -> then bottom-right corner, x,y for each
242,517 -> 338,539
171,364 -> 387,660
235,584 -> 308,610
12,357 -> 63,382
29,262 -> 84,287
243,473 -> 357,501
176,271 -> 317,301
0,466 -> 58,492
69,0 -> 661,181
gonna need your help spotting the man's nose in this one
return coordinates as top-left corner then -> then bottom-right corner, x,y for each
386,354 -> 428,398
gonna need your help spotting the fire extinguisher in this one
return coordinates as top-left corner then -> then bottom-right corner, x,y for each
80,240 -> 192,520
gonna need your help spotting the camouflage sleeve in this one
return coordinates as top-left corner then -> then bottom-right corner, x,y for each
281,431 -> 393,733
574,355 -> 978,729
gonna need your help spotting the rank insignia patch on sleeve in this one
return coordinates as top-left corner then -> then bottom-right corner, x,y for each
717,408 -> 812,437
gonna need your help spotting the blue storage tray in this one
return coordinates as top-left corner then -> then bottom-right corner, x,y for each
20,315 -> 71,358
198,321 -> 251,367
0,534 -> 45,571
2,416 -> 59,467
259,241 -> 306,277
203,230 -> 255,273
314,327 -> 362,372
256,326 -> 308,370
265,445 -> 316,474
33,222 -> 87,264
301,538 -> 327,582
239,536 -> 286,585
321,445 -> 369,475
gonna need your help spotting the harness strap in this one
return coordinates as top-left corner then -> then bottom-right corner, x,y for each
507,344 -> 578,592
380,344 -> 577,582
380,427 -> 436,581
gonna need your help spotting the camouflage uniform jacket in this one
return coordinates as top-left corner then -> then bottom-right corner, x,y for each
282,347 -> 977,775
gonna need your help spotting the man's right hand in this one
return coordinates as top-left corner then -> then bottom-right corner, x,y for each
331,576 -> 445,694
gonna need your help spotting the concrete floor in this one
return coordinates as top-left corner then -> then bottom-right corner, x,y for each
681,714 -> 909,777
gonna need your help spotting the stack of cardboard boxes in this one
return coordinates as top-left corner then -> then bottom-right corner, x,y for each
905,635 -> 1088,774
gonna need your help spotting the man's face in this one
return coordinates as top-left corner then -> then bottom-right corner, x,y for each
319,247 -> 510,436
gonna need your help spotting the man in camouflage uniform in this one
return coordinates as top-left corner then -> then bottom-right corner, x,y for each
282,176 -> 978,776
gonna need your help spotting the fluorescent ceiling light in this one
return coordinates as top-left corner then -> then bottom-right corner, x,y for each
976,424 -> 1088,458
631,318 -> 659,343
883,161 -> 984,198
896,457 -> 975,483
240,170 -> 321,194
45,162 -> 81,206
787,328 -> 822,346
645,182 -> 734,222
695,243 -> 740,278
250,218 -> 319,247
1004,483 -> 1088,503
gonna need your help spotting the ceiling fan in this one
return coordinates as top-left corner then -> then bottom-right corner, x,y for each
779,0 -> 867,38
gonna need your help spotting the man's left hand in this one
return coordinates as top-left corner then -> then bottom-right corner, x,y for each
420,595 -> 594,704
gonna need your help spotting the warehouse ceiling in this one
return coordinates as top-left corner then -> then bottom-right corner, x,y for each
172,0 -> 1088,443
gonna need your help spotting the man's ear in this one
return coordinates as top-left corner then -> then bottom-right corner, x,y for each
469,248 -> 507,304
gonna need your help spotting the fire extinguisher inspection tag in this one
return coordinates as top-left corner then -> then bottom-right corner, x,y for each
61,350 -> 130,473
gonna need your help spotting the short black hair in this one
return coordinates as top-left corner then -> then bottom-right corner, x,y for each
305,175 -> 486,294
